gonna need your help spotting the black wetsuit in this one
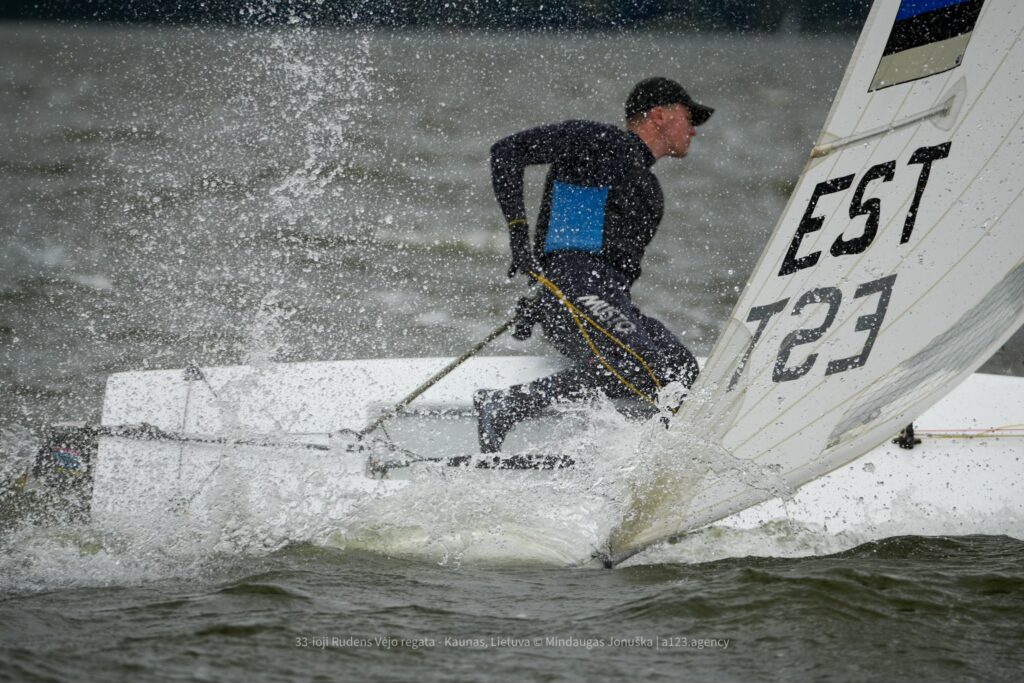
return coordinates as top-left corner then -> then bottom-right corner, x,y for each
490,120 -> 699,408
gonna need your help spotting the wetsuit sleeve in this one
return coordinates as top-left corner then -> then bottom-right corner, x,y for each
490,121 -> 578,223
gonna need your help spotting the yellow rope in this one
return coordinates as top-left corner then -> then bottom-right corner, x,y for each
529,271 -> 662,406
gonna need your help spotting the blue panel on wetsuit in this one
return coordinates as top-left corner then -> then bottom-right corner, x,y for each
544,181 -> 609,253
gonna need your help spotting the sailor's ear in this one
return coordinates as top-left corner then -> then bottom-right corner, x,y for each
646,106 -> 672,127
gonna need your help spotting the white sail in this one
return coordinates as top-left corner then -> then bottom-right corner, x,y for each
608,0 -> 1024,563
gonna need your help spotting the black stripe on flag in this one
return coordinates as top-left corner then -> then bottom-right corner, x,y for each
882,0 -> 985,55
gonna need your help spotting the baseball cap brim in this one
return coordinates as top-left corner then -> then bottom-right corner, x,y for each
687,102 -> 714,126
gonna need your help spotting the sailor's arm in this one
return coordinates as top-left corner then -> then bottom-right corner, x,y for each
490,122 -> 567,223
490,121 -> 579,278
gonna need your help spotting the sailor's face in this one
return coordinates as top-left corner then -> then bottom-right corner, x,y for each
659,104 -> 697,157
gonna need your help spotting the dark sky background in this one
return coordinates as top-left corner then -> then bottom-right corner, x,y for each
1,1 -> 871,31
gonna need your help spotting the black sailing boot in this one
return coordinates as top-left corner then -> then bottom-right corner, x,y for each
473,387 -> 537,453
473,371 -> 594,453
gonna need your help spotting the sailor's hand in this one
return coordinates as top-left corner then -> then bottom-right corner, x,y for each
507,251 -> 539,280
503,220 -> 536,282
512,293 -> 541,340
506,219 -> 538,279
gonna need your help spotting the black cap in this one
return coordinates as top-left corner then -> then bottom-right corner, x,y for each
625,77 -> 713,125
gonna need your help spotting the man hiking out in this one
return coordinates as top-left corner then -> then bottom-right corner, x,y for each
475,77 -> 712,453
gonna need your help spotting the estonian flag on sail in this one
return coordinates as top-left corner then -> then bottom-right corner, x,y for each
870,0 -> 985,90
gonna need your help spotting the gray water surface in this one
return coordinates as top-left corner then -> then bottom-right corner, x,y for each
2,23 -> 1023,682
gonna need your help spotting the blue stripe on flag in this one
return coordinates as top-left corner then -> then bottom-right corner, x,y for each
896,0 -> 971,21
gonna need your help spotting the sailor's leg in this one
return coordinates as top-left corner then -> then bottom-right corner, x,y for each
540,279 -> 699,408
638,313 -> 700,389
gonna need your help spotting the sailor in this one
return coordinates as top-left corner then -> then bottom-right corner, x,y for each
475,77 -> 712,452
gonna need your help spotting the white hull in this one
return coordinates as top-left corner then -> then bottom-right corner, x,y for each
81,356 -> 1024,564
